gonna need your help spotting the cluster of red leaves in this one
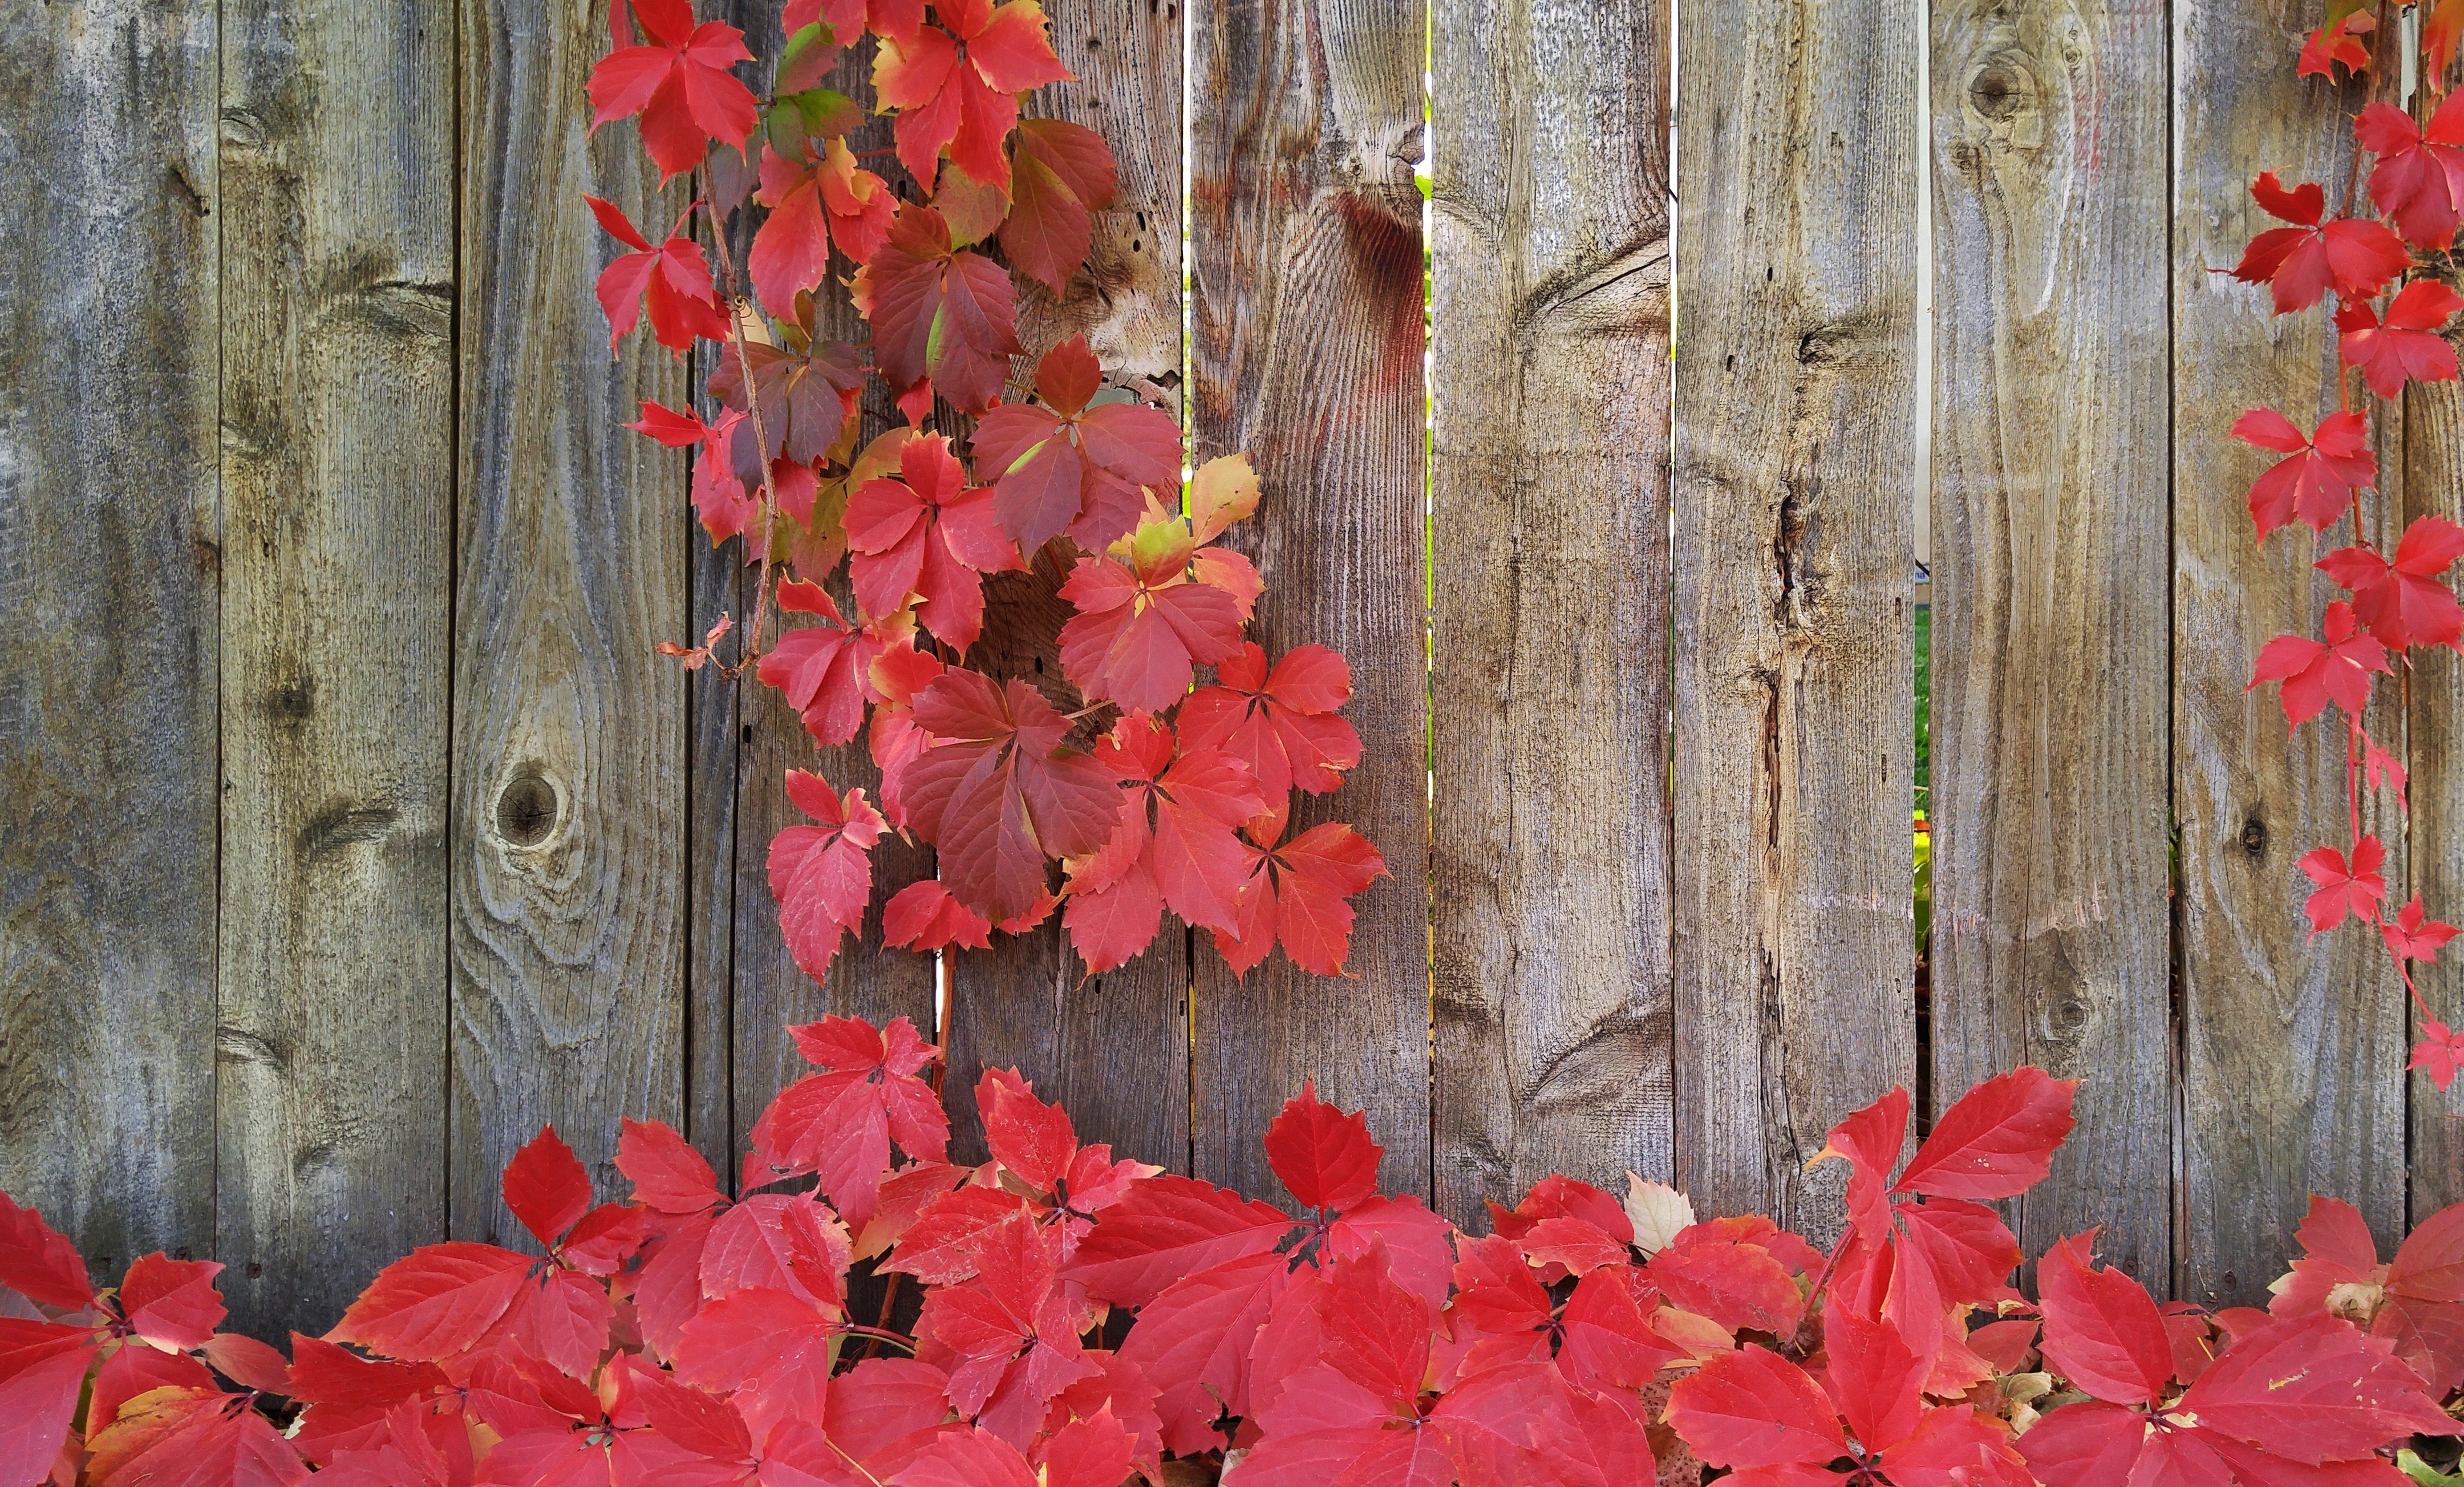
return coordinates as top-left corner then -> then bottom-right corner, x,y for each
2231,15 -> 2464,1088
593,2 -> 1383,987
11,1016 -> 2464,1486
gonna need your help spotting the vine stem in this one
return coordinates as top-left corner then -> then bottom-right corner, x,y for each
699,155 -> 783,665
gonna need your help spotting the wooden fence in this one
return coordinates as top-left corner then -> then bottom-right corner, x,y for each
0,0 -> 2439,1342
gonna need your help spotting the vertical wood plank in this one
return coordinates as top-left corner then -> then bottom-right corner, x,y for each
2412,391 -> 2464,1219
1927,0 -> 2172,1282
2174,4 -> 2408,1303
216,0 -> 455,1337
713,5 -> 937,1160
1428,0 -> 1675,1223
1189,0 -> 1429,1205
0,2 -> 220,1277
945,0 -> 1189,1174
1671,0 -> 1919,1235
452,0 -> 690,1240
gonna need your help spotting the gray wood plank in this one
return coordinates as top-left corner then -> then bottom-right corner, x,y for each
1671,0 -> 1920,1237
2173,0 -> 2408,1303
0,1 -> 221,1281
451,0 -> 691,1241
1927,0 -> 2172,1285
214,0 -> 456,1338
1188,0 -> 1430,1206
2410,388 -> 2464,1222
945,0 -> 1190,1178
1428,0 -> 1675,1225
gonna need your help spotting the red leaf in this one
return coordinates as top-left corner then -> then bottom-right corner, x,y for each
708,337 -> 867,488
971,337 -> 1181,550
2301,11 -> 2375,80
0,1194 -> 93,1312
702,1192 -> 850,1311
1665,1345 -> 1846,1470
586,10 -> 758,181
0,1320 -> 99,1476
2231,408 -> 2376,541
767,771 -> 889,983
864,205 -> 1023,414
117,1253 -> 227,1351
626,398 -> 712,447
1644,1232 -> 1805,1337
615,1117 -> 726,1215
2317,514 -> 2464,651
903,669 -> 1121,923
845,432 -> 1022,651
1262,1079 -> 1384,1213
2178,1310 -> 2457,1463
749,138 -> 897,315
1057,518 -> 1250,712
883,878 -> 995,951
1179,642 -> 1362,834
585,196 -> 730,354
880,1426 -> 1040,1487
1209,817 -> 1389,978
2387,895 -> 2461,963
872,4 -> 1068,193
330,1241 -> 533,1361
2299,834 -> 2389,934
2414,1018 -> 2464,1091
2250,600 -> 2390,728
1001,120 -> 1119,293
1063,1175 -> 1292,1308
1813,1085 -> 1909,1242
1556,1263 -> 1682,1392
2362,94 -> 2464,247
84,1384 -> 309,1487
757,582 -> 880,747
1116,1251 -> 1287,1454
1032,1405 -> 1137,1487
749,1014 -> 947,1227
1062,715 -> 1266,963
1894,1066 -> 2078,1201
2230,173 -> 2410,313
2337,279 -> 2464,398
977,1067 -> 1076,1193
2039,1231 -> 2174,1406
502,1125 -> 595,1249
881,1184 -> 1034,1284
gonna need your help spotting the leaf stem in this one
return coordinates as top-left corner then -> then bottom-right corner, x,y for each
699,155 -> 782,665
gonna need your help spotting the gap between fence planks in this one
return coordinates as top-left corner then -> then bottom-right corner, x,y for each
1926,0 -> 2172,1285
1671,0 -> 1920,1239
1430,0 -> 1676,1225
215,0 -> 457,1336
2174,0 -> 2410,1305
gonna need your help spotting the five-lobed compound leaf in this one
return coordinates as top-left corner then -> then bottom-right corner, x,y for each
2250,598 -> 2390,727
903,668 -> 1121,923
2362,93 -> 2464,247
2317,514 -> 2464,653
1057,513 -> 1252,712
971,337 -> 1181,551
1060,713 -> 1266,969
846,432 -> 1023,653
870,0 -> 1071,193
2338,278 -> 2464,398
864,204 -> 1024,416
585,196 -> 730,356
2300,834 -> 2389,934
2388,895 -> 2462,963
2231,172 -> 2410,313
749,1013 -> 946,1226
707,335 -> 868,503
587,0 -> 759,181
1178,641 -> 1361,833
1001,120 -> 1119,293
749,137 -> 897,316
2232,407 -> 2377,540
1210,814 -> 1389,977
768,769 -> 890,984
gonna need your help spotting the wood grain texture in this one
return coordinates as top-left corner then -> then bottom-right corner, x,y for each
2173,2 -> 2407,1304
1926,0 -> 2171,1284
451,0 -> 691,1243
1671,0 -> 1919,1237
0,1 -> 220,1278
1188,0 -> 1429,1205
2410,375 -> 2464,1220
215,0 -> 456,1338
712,5 -> 938,1163
946,0 -> 1189,1175
1428,0 -> 1675,1225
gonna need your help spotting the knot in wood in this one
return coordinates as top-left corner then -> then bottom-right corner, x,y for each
495,771 -> 561,848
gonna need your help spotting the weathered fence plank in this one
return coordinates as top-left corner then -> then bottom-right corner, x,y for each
0,2 -> 221,1279
1429,0 -> 1675,1225
704,1 -> 940,1190
449,0 -> 691,1241
2413,394 -> 2464,1219
215,0 -> 456,1338
944,0 -> 1190,1174
1927,0 -> 2173,1283
1189,0 -> 1430,1204
1671,0 -> 1920,1236
2173,0 -> 2409,1304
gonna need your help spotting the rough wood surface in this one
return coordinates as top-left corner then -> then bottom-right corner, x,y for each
0,2 -> 221,1280
215,0 -> 455,1338
1428,0 -> 1675,1225
449,0 -> 691,1243
945,0 -> 1190,1175
1671,0 -> 1919,1237
2410,383 -> 2464,1221
1188,0 -> 1429,1205
2173,2 -> 2408,1304
1926,0 -> 2172,1283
